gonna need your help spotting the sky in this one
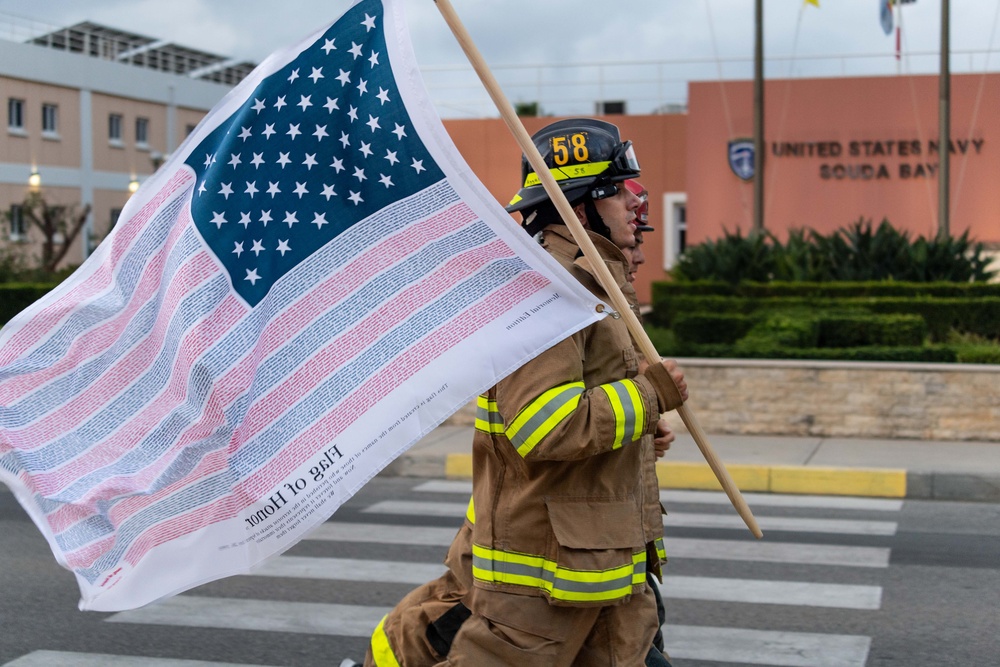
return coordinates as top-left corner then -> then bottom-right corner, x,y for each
0,0 -> 998,117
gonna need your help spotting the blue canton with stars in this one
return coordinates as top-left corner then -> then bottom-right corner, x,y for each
185,0 -> 444,306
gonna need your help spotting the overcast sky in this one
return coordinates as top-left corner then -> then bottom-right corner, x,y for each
1,0 -> 998,117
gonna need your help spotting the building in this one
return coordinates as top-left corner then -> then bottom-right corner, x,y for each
1,21 -> 246,263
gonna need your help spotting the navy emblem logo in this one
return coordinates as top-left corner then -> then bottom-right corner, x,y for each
728,139 -> 755,181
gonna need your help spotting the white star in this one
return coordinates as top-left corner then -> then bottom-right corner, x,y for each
320,184 -> 337,200
366,115 -> 381,132
287,123 -> 301,140
331,157 -> 345,173
376,87 -> 391,105
336,69 -> 351,86
262,123 -> 276,139
368,50 -> 380,68
283,211 -> 298,227
219,182 -> 234,199
260,210 -> 272,226
251,98 -> 266,113
384,149 -> 399,165
339,131 -> 350,148
238,126 -> 252,141
250,152 -> 265,168
245,268 -> 260,285
348,190 -> 364,205
197,181 -> 207,196
210,211 -> 227,228
361,13 -> 376,31
228,153 -> 242,168
251,239 -> 265,256
321,38 -> 336,54
274,95 -> 287,111
379,173 -> 394,188
313,124 -> 329,141
277,152 -> 292,168
309,67 -> 324,84
267,181 -> 281,197
293,181 -> 309,198
312,212 -> 329,229
324,97 -> 339,113
353,166 -> 367,182
203,153 -> 215,167
359,141 -> 373,158
288,68 -> 300,83
297,95 -> 313,112
411,158 -> 425,173
244,181 -> 258,197
238,211 -> 252,228
276,239 -> 291,256
232,241 -> 244,257
349,41 -> 363,59
357,78 -> 368,96
303,153 -> 318,170
392,123 -> 407,140
348,106 -> 359,122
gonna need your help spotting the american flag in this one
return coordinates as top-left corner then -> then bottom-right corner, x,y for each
0,0 -> 603,611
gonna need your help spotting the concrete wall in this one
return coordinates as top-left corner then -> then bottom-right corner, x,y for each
445,358 -> 1000,442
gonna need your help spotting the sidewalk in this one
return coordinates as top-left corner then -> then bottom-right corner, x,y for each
382,425 -> 1000,502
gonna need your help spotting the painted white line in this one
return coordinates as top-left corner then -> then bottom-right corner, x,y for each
666,512 -> 898,535
667,624 -> 871,667
661,576 -> 881,610
251,556 -> 446,585
305,521 -> 459,546
666,537 -> 890,568
106,597 -> 388,637
2,652 -> 265,667
360,501 -> 898,535
412,480 -> 904,511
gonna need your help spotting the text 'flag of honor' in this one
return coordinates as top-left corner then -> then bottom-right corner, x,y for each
0,0 -> 606,611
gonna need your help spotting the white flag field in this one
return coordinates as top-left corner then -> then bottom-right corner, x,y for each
0,0 -> 606,611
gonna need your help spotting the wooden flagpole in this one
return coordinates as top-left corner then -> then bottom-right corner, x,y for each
433,0 -> 762,539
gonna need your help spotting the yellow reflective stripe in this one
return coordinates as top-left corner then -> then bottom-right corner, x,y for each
465,495 -> 476,524
522,161 -> 612,188
370,614 -> 401,667
654,537 -> 666,562
475,395 -> 504,434
472,544 -> 646,603
597,379 -> 645,448
505,382 -> 585,457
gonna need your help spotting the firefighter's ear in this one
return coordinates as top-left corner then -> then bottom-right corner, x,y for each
573,202 -> 589,229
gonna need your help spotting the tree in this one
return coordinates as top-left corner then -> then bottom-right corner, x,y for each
19,192 -> 91,274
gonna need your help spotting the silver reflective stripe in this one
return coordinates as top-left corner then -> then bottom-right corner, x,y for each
607,380 -> 639,444
507,385 -> 584,449
472,552 -> 645,596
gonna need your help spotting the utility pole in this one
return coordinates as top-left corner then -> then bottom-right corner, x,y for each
752,0 -> 765,235
938,0 -> 950,240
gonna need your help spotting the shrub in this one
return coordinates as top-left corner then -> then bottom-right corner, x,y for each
817,314 -> 927,348
0,283 -> 59,326
672,313 -> 753,345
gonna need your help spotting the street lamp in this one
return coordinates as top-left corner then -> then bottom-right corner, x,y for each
128,177 -> 140,194
28,168 -> 41,192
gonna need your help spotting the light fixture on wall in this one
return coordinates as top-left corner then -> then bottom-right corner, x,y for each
128,177 -> 140,194
28,168 -> 41,192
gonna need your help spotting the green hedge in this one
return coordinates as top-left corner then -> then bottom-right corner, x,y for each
817,314 -> 927,348
672,313 -> 754,345
0,283 -> 59,325
653,280 -> 1000,300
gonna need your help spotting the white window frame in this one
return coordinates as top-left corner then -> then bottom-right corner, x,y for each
9,204 -> 26,241
41,103 -> 59,139
662,192 -> 687,271
109,113 -> 124,146
8,98 -> 26,134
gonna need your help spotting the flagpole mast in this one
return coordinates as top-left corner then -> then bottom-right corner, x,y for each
433,0 -> 762,539
938,0 -> 951,240
752,0 -> 764,235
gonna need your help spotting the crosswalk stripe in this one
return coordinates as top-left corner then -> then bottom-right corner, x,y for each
667,624 -> 871,667
106,597 -> 388,637
361,500 -> 899,535
660,576 -> 881,609
2,652 -> 265,667
304,522 -> 890,567
248,556 -> 880,609
413,480 -> 904,511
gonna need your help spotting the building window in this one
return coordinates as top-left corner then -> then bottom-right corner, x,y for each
8,98 -> 25,133
109,113 -> 123,145
185,123 -> 197,136
663,192 -> 688,270
109,207 -> 123,230
9,204 -> 26,241
42,103 -> 59,137
135,117 -> 149,147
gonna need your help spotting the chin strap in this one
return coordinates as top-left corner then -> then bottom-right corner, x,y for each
583,197 -> 610,239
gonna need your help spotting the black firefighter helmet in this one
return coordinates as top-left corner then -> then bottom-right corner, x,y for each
505,118 -> 641,215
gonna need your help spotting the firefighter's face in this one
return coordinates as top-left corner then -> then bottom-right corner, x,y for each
593,185 -> 641,251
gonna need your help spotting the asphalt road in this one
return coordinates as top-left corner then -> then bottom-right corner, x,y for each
1,478 -> 998,667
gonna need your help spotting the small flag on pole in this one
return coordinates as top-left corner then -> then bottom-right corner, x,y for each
0,0 -> 605,611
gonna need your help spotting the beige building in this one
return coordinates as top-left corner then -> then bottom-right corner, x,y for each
1,22 -> 250,266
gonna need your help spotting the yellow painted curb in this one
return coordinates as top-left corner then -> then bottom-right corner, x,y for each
656,461 -> 770,492
445,453 -> 473,479
770,465 -> 907,498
